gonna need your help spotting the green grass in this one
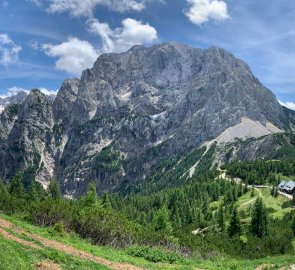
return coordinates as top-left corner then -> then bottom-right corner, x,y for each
199,254 -> 295,270
1,213 -> 295,270
0,234 -> 110,270
236,188 -> 292,220
0,214 -> 200,270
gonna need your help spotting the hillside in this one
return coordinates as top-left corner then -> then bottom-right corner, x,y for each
0,192 -> 294,270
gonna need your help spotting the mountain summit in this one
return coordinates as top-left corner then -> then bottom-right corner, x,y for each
0,43 -> 294,197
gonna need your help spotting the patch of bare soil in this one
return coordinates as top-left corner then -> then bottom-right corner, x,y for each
0,227 -> 41,250
35,261 -> 62,270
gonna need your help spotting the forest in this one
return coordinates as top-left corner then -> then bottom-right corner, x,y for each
0,164 -> 295,264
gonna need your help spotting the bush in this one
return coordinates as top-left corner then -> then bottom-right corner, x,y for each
127,245 -> 184,264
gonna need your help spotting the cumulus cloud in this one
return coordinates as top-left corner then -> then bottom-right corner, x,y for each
0,86 -> 58,99
42,37 -> 99,74
0,33 -> 22,66
42,18 -> 157,74
31,0 -> 150,16
185,0 -> 230,25
279,100 -> 295,111
88,18 -> 158,53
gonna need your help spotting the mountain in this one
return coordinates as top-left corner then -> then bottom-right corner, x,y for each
0,91 -> 28,113
0,42 -> 294,197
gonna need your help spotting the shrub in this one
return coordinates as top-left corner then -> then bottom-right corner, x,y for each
127,245 -> 184,264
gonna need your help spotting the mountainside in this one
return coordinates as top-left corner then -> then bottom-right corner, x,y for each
0,42 -> 294,197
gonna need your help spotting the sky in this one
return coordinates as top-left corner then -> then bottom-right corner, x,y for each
0,0 -> 294,109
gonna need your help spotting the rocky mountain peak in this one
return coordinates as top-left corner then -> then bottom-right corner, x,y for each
0,43 -> 293,196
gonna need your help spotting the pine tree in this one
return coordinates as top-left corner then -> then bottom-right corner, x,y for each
250,197 -> 269,238
80,182 -> 101,208
28,182 -> 43,201
291,215 -> 295,236
154,207 -> 173,234
244,179 -> 249,194
238,181 -> 243,197
102,193 -> 112,209
227,205 -> 241,237
48,179 -> 61,200
9,172 -> 25,198
217,205 -> 225,232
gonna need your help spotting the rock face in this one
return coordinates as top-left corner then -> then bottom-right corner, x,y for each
0,42 -> 293,196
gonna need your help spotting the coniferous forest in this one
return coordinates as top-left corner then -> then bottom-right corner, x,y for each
1,158 -> 295,265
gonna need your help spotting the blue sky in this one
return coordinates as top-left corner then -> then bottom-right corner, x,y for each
0,0 -> 294,109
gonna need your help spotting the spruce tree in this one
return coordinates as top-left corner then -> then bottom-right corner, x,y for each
9,172 -> 25,198
154,207 -> 173,234
244,179 -> 249,194
227,205 -> 241,237
217,205 -> 225,232
48,179 -> 61,200
291,215 -> 295,236
80,182 -> 101,208
250,197 -> 269,238
102,193 -> 112,209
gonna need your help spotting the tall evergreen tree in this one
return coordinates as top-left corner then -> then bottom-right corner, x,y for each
102,193 -> 112,209
250,198 -> 269,238
9,172 -> 25,198
217,205 -> 225,232
154,207 -> 173,234
28,181 -> 46,201
291,215 -> 295,236
48,179 -> 61,200
80,182 -> 101,208
227,205 -> 241,237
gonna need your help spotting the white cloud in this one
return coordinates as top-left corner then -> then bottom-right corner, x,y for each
42,37 -> 99,74
185,0 -> 230,25
279,100 -> 295,111
88,18 -> 158,53
31,0 -> 149,17
42,18 -> 157,74
0,33 -> 22,66
0,86 -> 58,99
38,87 -> 59,95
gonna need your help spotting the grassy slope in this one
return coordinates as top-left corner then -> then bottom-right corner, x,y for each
0,233 -> 110,270
0,214 -> 295,270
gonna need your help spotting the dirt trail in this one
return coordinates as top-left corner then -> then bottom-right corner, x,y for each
0,217 -> 146,270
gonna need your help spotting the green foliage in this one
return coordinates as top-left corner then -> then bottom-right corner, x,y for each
153,207 -> 173,235
291,214 -> 295,236
217,205 -> 225,232
51,221 -> 67,237
228,205 -> 241,237
250,198 -> 269,238
48,179 -> 62,200
94,146 -> 121,172
0,155 -> 294,263
127,245 -> 184,264
9,172 -> 25,199
222,159 -> 295,185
